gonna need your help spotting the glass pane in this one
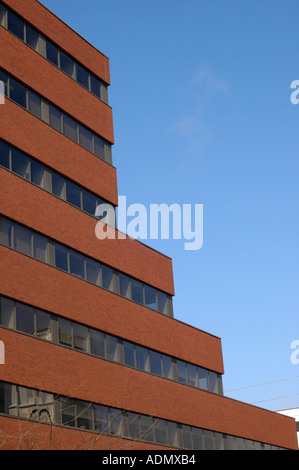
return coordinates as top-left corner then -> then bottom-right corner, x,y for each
149,350 -> 162,376
9,78 -> 27,109
11,148 -> 30,179
46,41 -> 59,67
0,383 -> 17,415
90,329 -> 105,358
86,259 -> 101,286
49,105 -> 62,132
124,341 -> 135,368
154,419 -> 167,445
162,355 -> 173,380
26,25 -> 40,51
0,5 -> 6,27
104,144 -> 112,165
14,224 -> 32,256
16,302 -> 35,335
7,11 -> 24,40
18,387 -> 38,419
110,408 -> 123,436
28,91 -> 42,119
168,421 -> 179,447
58,317 -> 72,347
0,70 -> 8,98
128,412 -> 140,439
0,217 -> 13,247
131,279 -> 144,305
215,432 -> 225,450
106,335 -> 119,362
73,323 -> 88,352
79,126 -> 93,153
198,367 -> 209,391
76,64 -> 89,89
76,400 -> 93,430
0,297 -> 15,329
66,180 -> 81,208
100,83 -> 109,105
204,430 -> 215,450
209,372 -> 218,394
94,135 -> 105,160
145,286 -> 157,310
177,360 -> 187,384
63,114 -> 78,142
35,309 -> 51,341
136,346 -> 149,371
182,425 -> 193,449
119,274 -> 131,299
61,398 -> 76,427
60,51 -> 75,78
82,190 -> 97,216
140,415 -> 154,442
0,140 -> 10,170
31,160 -> 45,188
102,266 -> 113,291
55,244 -> 69,271
193,428 -> 204,450
187,364 -> 198,387
33,232 -> 48,263
94,404 -> 109,433
52,173 -> 66,199
90,75 -> 101,98
157,291 -> 167,314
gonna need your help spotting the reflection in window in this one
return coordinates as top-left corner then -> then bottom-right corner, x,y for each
31,160 -> 45,188
58,318 -> 72,347
131,280 -> 144,305
35,309 -> 51,341
136,346 -> 149,372
73,323 -> 88,352
26,24 -> 40,51
52,173 -> 66,199
102,266 -> 113,291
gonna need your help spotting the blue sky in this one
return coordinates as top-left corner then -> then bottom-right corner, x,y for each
41,0 -> 299,412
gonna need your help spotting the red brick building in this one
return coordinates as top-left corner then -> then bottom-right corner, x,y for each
0,0 -> 297,450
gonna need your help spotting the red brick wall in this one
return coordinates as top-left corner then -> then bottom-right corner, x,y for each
0,246 -> 222,372
2,0 -> 110,84
0,168 -> 175,295
0,328 -> 297,449
0,28 -> 114,143
0,100 -> 118,205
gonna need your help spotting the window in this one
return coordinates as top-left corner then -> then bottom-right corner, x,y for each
100,83 -> 109,105
127,412 -> 140,439
131,279 -> 144,305
79,126 -> 93,153
94,404 -> 109,433
49,105 -> 62,132
31,160 -> 45,188
60,51 -> 75,78
106,335 -> 119,362
9,78 -> 27,108
69,250 -> 85,279
209,372 -> 218,394
0,297 -> 15,329
61,397 -> 76,427
58,318 -> 72,347
144,286 -> 157,310
140,415 -> 154,442
73,324 -> 88,352
187,364 -> 198,387
198,367 -> 209,391
26,24 -> 40,51
162,355 -> 173,380
182,425 -> 193,449
66,180 -> 81,209
90,330 -> 105,358
154,419 -> 167,445
52,173 -> 66,200
0,217 -> 12,248
63,114 -> 78,142
86,259 -> 101,286
94,135 -> 105,160
204,430 -> 215,450
119,274 -> 131,299
0,140 -> 10,170
124,341 -> 135,368
15,303 -> 35,335
168,421 -> 179,447
157,291 -> 167,315
11,148 -> 30,180
149,350 -> 162,376
76,64 -> 89,89
33,232 -> 48,263
28,91 -> 42,119
55,244 -> 69,272
35,309 -> 51,341
193,428 -> 204,450
0,5 -> 6,27
0,70 -> 8,98
7,10 -> 24,41
14,224 -> 32,256
110,408 -> 123,435
102,266 -> 113,291
46,41 -> 59,67
76,400 -> 93,430
135,346 -> 149,372
90,75 -> 101,98
82,190 -> 97,216
177,360 -> 187,384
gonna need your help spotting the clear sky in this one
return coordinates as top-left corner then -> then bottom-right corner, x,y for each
40,0 -> 299,413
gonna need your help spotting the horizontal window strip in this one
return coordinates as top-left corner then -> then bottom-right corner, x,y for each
0,216 -> 174,317
0,381 -> 284,450
0,295 -> 222,395
0,138 -> 115,222
0,67 -> 112,165
0,3 -> 109,104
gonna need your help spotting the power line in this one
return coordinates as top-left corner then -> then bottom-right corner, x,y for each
251,392 -> 299,405
225,375 -> 299,393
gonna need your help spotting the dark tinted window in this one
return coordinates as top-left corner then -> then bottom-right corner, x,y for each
9,78 -> 27,108
31,160 -> 45,188
7,11 -> 24,40
11,149 -> 29,179
55,244 -> 68,272
63,115 -> 77,142
60,52 -> 75,78
66,180 -> 81,208
76,64 -> 89,89
124,341 -> 135,368
13,224 -> 32,256
49,105 -> 62,132
16,303 -> 35,335
28,91 -> 42,119
52,173 -> 65,199
69,250 -> 85,279
0,140 -> 10,169
46,41 -> 59,67
79,126 -> 93,153
26,24 -> 39,51
90,75 -> 101,98
131,280 -> 144,305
